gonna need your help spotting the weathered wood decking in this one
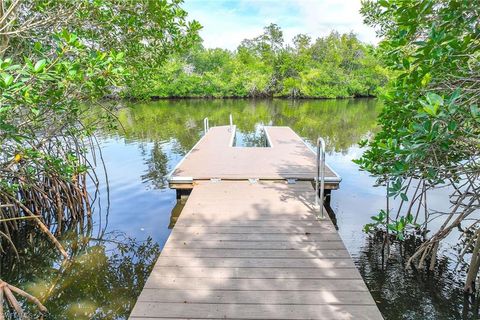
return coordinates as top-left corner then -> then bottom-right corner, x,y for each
129,126 -> 382,319
168,126 -> 341,189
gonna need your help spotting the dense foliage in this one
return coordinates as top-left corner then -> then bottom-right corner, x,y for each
357,0 -> 479,289
0,0 -> 198,244
0,0 -> 198,316
136,24 -> 390,99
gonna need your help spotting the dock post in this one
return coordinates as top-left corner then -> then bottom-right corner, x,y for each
176,188 -> 192,200
325,189 -> 332,206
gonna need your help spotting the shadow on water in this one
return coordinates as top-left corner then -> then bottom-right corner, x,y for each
325,203 -> 338,228
169,195 -> 188,229
3,98 -> 472,319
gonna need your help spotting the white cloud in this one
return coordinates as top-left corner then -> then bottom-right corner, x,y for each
186,7 -> 264,50
183,0 -> 379,50
292,0 -> 378,43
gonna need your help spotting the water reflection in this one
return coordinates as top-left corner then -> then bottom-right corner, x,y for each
357,233 -> 479,319
4,98 -> 466,320
140,142 -> 170,189
234,125 -> 271,147
169,196 -> 187,229
117,98 -> 380,156
1,230 -> 159,320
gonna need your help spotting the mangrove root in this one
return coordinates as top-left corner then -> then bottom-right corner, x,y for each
0,279 -> 47,319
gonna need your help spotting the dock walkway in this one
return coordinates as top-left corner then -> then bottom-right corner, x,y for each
129,126 -> 383,319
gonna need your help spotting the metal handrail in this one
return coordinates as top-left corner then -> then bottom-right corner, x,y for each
229,114 -> 233,131
315,137 -> 326,219
203,117 -> 209,135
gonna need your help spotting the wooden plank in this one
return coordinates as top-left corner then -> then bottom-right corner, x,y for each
136,288 -> 374,304
130,303 -> 382,319
170,182 -> 340,190
172,225 -> 337,234
166,240 -> 347,250
160,248 -> 352,258
143,277 -> 369,291
168,232 -> 343,242
174,220 -> 325,227
178,213 -> 319,221
150,267 -> 362,279
154,257 -> 356,268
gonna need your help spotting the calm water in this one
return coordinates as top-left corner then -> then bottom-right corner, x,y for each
2,99 -> 477,319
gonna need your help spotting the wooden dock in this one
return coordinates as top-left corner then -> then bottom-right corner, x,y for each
129,126 -> 383,319
168,126 -> 341,189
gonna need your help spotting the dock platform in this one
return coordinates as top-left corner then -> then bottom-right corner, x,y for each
168,126 -> 341,190
129,126 -> 382,319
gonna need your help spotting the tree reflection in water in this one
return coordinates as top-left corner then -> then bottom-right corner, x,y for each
1,227 -> 159,319
356,232 -> 480,320
141,142 -> 170,189
122,98 -> 381,191
1,98 -> 382,319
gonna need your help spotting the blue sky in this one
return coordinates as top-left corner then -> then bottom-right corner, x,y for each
183,0 -> 379,50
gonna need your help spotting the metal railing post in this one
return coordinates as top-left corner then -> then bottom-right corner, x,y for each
229,114 -> 233,132
315,137 -> 326,219
203,117 -> 209,135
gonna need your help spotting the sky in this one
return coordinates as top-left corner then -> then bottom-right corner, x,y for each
182,0 -> 379,50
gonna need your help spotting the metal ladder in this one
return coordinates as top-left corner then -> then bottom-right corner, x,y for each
204,114 -> 233,135
203,117 -> 209,135
315,137 -> 326,219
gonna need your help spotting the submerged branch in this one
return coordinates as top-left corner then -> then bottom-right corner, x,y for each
0,279 -> 48,317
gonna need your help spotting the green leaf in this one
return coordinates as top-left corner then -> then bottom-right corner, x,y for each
2,73 -> 13,86
387,223 -> 397,232
421,97 -> 440,116
406,213 -> 414,224
68,33 -> 78,44
471,105 -> 479,118
34,59 -> 47,73
0,106 -> 11,113
426,92 -> 443,106
378,0 -> 389,7
421,73 -> 431,86
447,88 -> 461,105
34,42 -> 42,51
447,121 -> 457,131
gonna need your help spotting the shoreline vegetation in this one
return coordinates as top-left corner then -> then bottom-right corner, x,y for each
128,24 -> 390,100
357,0 -> 479,294
0,1 -> 201,317
121,95 -> 380,101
